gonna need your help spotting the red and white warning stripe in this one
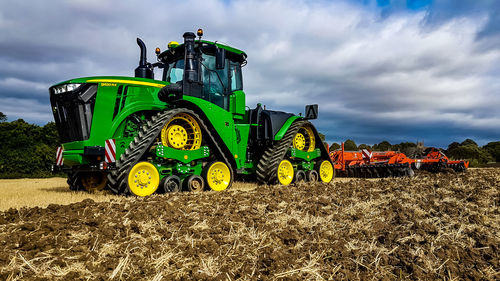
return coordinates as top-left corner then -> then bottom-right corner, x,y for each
56,146 -> 64,166
361,149 -> 373,160
105,139 -> 116,163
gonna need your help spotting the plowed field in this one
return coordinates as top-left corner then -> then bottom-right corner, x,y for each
0,169 -> 498,280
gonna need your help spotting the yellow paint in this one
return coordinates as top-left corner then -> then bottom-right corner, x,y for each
87,79 -> 166,88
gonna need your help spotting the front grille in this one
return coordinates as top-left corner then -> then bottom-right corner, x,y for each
50,84 -> 98,143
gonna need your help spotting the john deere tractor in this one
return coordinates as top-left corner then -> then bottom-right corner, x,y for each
50,29 -> 333,196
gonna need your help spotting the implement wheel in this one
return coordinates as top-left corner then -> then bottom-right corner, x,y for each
277,160 -> 294,185
81,172 -> 107,192
161,113 -> 202,150
128,162 -> 160,197
204,161 -> 233,191
317,160 -> 334,183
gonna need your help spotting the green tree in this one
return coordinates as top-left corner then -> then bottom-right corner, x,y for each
0,119 -> 60,178
358,144 -> 372,150
447,141 -> 493,167
0,112 -> 6,122
373,141 -> 391,151
317,132 -> 326,141
483,141 -> 500,162
460,139 -> 477,147
344,139 -> 357,151
329,142 -> 340,151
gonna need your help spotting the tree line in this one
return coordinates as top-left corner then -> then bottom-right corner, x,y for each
0,112 -> 499,178
0,113 -> 59,178
329,139 -> 500,167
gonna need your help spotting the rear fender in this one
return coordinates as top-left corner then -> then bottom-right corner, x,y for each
273,116 -> 302,141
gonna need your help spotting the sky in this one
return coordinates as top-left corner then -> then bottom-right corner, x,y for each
0,0 -> 499,147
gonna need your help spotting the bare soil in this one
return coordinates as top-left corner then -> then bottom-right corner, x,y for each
0,169 -> 498,280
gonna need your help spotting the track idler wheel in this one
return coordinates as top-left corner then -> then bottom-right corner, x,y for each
160,175 -> 182,193
317,160 -> 334,183
185,175 -> 205,192
277,160 -> 294,185
128,162 -> 160,197
81,172 -> 108,192
204,161 -> 233,191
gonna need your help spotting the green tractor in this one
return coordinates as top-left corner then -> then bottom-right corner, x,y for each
50,29 -> 334,196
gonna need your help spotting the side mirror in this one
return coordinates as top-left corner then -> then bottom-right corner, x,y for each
216,47 -> 226,69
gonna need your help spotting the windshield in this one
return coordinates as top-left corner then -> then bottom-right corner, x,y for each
164,59 -> 184,83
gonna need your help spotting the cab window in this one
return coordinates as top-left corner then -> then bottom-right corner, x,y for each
230,61 -> 243,91
164,59 -> 184,83
201,54 -> 228,110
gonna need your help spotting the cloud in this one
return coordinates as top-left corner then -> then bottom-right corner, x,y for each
0,0 -> 499,147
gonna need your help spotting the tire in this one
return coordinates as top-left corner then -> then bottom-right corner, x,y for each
294,170 -> 306,183
203,161 -> 233,191
306,170 -> 319,183
160,175 -> 182,193
184,175 -> 205,192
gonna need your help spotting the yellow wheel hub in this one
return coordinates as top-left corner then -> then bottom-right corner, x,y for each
293,133 -> 306,150
206,162 -> 231,191
319,160 -> 334,183
161,113 -> 202,150
81,172 -> 107,192
293,124 -> 316,152
166,125 -> 188,149
277,160 -> 294,185
128,162 -> 160,197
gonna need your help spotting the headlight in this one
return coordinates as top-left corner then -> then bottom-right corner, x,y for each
52,83 -> 82,94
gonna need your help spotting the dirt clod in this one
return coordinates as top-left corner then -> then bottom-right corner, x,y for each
0,169 -> 498,280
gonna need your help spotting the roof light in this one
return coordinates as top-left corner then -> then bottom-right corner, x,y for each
168,41 -> 179,49
197,28 -> 203,37
155,47 -> 161,55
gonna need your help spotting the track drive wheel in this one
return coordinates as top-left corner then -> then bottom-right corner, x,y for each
81,172 -> 108,192
161,113 -> 202,150
128,162 -> 160,197
204,161 -> 233,191
185,175 -> 205,192
277,159 -> 294,185
317,160 -> 334,183
293,123 -> 316,152
307,170 -> 319,183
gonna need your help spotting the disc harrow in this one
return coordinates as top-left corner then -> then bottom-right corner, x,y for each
330,143 -> 467,178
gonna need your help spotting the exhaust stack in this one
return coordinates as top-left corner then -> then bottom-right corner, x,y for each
134,38 -> 154,79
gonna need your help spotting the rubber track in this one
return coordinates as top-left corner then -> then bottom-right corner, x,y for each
256,120 -> 304,184
107,108 -> 232,195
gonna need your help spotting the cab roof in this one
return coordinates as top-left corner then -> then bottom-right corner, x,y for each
158,40 -> 247,62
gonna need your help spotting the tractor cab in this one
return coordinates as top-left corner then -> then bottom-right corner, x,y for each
154,30 -> 247,112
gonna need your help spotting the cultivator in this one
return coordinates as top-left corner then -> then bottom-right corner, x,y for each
330,143 -> 468,178
413,147 -> 469,172
330,143 -> 413,178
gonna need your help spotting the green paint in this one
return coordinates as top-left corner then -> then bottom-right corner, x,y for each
156,145 -> 210,164
274,116 -> 302,140
290,148 -> 321,161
